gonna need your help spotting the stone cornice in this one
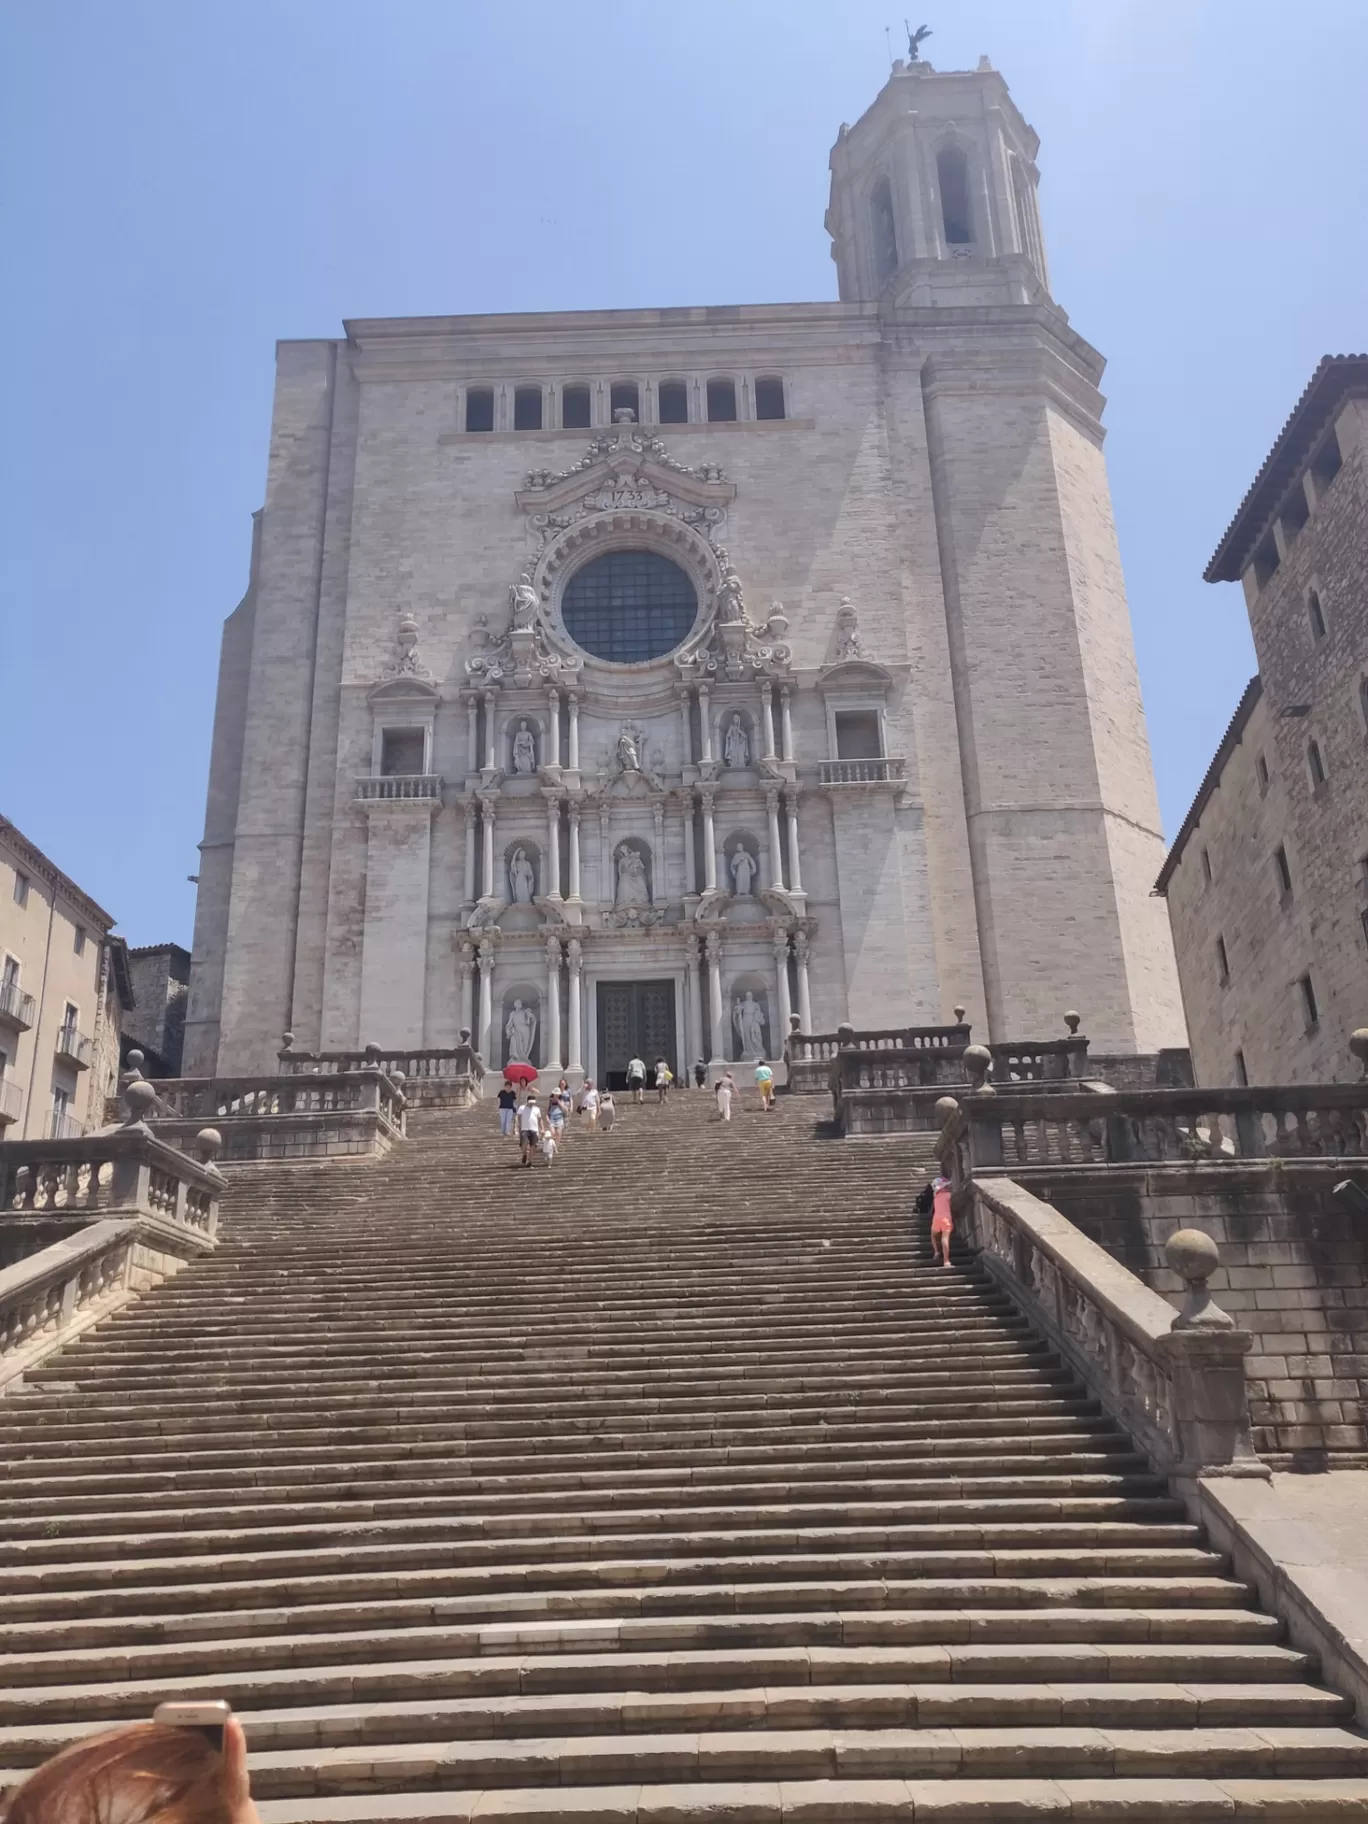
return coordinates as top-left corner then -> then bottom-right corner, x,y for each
0,817 -> 115,932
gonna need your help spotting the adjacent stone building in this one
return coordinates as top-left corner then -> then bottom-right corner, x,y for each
0,816 -> 131,1138
185,52 -> 1184,1085
1157,356 -> 1368,1085
121,941 -> 191,1078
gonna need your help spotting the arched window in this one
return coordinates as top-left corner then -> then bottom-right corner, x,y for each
706,379 -> 737,423
937,145 -> 973,245
561,384 -> 591,429
610,381 -> 640,422
1307,589 -> 1327,640
561,550 -> 698,664
870,176 -> 898,284
513,386 -> 542,431
658,380 -> 688,424
465,388 -> 494,433
1010,155 -> 1045,274
754,377 -> 786,421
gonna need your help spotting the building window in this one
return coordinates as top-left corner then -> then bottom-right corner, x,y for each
1307,589 -> 1327,641
561,384 -> 591,430
1201,847 -> 1212,885
658,380 -> 688,425
465,388 -> 494,433
380,727 -> 426,776
1252,531 -> 1280,587
1299,971 -> 1319,1027
937,145 -> 973,244
1234,1049 -> 1248,1086
13,872 -> 29,908
706,379 -> 737,423
1358,674 -> 1368,734
1256,752 -> 1270,792
60,1003 -> 79,1044
1310,428 -> 1343,495
834,710 -> 883,761
754,377 -> 786,421
1361,907 -> 1368,954
513,386 -> 543,431
1307,738 -> 1327,787
1274,844 -> 1293,897
560,549 -> 698,664
870,175 -> 898,285
1280,484 -> 1309,543
610,381 -> 640,422
1216,935 -> 1230,984
73,925 -> 86,957
1,956 -> 17,990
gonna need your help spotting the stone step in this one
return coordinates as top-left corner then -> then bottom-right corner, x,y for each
0,1605 -> 1283,1683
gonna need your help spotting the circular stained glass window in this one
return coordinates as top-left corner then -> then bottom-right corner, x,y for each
561,550 -> 698,664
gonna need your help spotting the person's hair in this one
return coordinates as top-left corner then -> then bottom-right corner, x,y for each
1,1723 -> 234,1824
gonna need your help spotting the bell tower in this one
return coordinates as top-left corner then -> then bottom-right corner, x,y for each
826,52 -> 1049,306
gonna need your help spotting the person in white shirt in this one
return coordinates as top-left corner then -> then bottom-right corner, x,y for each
626,1056 -> 646,1104
517,1091 -> 543,1167
580,1081 -> 600,1131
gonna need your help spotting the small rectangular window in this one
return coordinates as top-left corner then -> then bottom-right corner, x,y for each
380,728 -> 426,776
561,384 -> 591,429
1361,907 -> 1368,954
61,1002 -> 78,1037
706,378 -> 737,423
1280,486 -> 1309,543
73,925 -> 86,956
609,381 -> 640,422
1274,845 -> 1293,896
1252,531 -> 1280,587
1299,971 -> 1319,1026
1311,429 -> 1342,493
1216,935 -> 1230,983
464,388 -> 494,433
13,872 -> 29,907
1308,738 -> 1327,787
657,381 -> 688,424
1308,590 -> 1327,640
1255,752 -> 1270,792
1201,847 -> 1212,884
1234,1049 -> 1248,1086
754,377 -> 786,420
513,386 -> 543,431
1,956 -> 17,987
834,710 -> 883,760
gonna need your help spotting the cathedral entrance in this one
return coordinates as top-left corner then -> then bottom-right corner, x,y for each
596,980 -> 677,1090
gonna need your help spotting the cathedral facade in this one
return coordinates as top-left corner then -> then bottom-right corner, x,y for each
184,53 -> 1185,1084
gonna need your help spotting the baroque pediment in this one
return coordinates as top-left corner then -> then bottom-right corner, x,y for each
516,422 -> 735,544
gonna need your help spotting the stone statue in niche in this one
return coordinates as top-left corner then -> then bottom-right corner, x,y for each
509,573 -> 539,630
616,845 -> 651,907
733,992 -> 767,1060
716,552 -> 746,626
723,713 -> 750,770
512,720 -> 537,774
509,847 -> 536,904
728,843 -> 756,897
615,728 -> 641,772
834,597 -> 863,661
505,999 -> 537,1064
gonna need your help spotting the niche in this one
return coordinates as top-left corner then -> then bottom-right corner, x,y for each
727,978 -> 771,1063
718,708 -> 756,771
507,717 -> 541,776
722,831 -> 761,899
612,837 -> 653,907
504,841 -> 541,907
499,986 -> 541,1068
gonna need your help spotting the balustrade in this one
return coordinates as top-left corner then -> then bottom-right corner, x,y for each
818,757 -> 907,787
354,774 -> 443,802
0,1126 -> 224,1239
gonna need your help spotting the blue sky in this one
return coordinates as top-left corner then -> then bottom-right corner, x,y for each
2,0 -> 1365,947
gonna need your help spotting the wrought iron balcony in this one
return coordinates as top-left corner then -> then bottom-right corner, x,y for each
47,1109 -> 85,1140
818,756 -> 907,787
355,774 -> 443,804
0,980 -> 36,1032
0,1078 -> 22,1126
54,1026 -> 92,1071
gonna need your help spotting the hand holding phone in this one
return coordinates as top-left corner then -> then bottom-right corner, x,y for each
152,1700 -> 232,1753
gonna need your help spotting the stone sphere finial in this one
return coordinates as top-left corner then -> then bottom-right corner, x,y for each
1350,1029 -> 1368,1080
934,1095 -> 961,1129
789,1013 -> 802,1033
1064,1010 -> 1081,1036
1166,1227 -> 1233,1330
363,1042 -> 383,1060
123,1078 -> 157,1125
963,1044 -> 994,1095
391,1068 -> 406,1082
281,1031 -> 295,1053
458,1028 -> 472,1046
194,1127 -> 222,1163
836,1023 -> 855,1047
124,1049 -> 145,1078
953,1005 -> 967,1025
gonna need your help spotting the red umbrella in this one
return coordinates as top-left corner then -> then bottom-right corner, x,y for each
503,1062 -> 538,1086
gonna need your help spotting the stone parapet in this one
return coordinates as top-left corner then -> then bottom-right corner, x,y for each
277,1036 -> 485,1108
133,1070 -> 409,1162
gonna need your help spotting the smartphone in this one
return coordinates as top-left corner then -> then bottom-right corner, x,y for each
152,1701 -> 231,1752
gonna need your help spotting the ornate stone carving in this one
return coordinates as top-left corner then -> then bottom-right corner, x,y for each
722,713 -> 750,770
380,612 -> 435,683
677,549 -> 792,682
834,596 -> 863,661
511,720 -> 538,774
519,425 -> 732,554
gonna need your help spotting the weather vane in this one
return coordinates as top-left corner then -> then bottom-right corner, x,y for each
906,20 -> 932,60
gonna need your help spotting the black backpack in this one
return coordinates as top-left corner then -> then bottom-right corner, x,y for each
913,1182 -> 934,1216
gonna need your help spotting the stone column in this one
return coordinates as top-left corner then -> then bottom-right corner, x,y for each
547,688 -> 561,769
482,691 -> 497,772
567,694 -> 580,772
685,935 -> 705,1069
765,788 -> 784,890
784,790 -> 804,893
678,690 -> 693,767
705,931 -> 725,1063
544,937 -> 562,1072
653,800 -> 666,901
698,685 -> 714,764
544,794 -> 562,898
458,942 -> 475,1036
598,804 -> 611,904
481,798 -> 496,898
779,685 -> 795,762
476,938 -> 495,1061
568,804 -> 582,901
699,788 -> 718,892
794,930 -> 813,1032
682,794 -> 697,895
566,939 -> 583,1072
466,697 -> 480,774
759,683 -> 777,761
463,800 -> 478,902
772,934 -> 793,1049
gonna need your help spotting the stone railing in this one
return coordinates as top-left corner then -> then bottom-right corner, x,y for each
136,1067 -> 408,1162
354,773 -> 443,803
277,1034 -> 486,1108
785,1018 -> 972,1095
947,1083 -> 1368,1174
817,757 -> 908,787
0,1120 -> 225,1391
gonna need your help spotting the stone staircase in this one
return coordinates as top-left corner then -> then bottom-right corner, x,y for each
1,1092 -> 1366,1821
